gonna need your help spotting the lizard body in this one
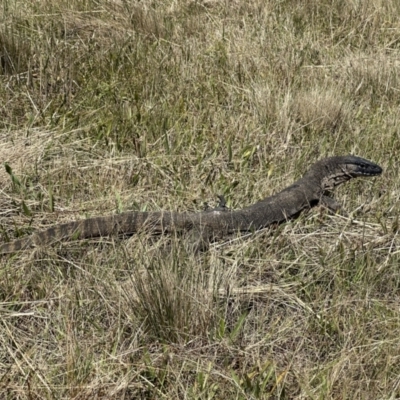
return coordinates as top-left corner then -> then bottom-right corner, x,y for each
0,155 -> 382,254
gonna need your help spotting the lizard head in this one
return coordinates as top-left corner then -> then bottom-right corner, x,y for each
309,155 -> 383,191
337,155 -> 383,178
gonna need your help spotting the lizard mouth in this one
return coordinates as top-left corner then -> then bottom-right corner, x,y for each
350,163 -> 383,177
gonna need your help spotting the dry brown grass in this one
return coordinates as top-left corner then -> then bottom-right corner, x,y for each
0,0 -> 399,398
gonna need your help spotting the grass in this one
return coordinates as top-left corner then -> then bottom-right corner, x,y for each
0,0 -> 399,398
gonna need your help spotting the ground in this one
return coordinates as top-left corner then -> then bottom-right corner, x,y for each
0,1 -> 399,398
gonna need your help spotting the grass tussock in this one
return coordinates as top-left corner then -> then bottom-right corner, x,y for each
0,0 -> 399,398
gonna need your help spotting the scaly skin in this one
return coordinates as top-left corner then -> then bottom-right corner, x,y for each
0,155 -> 382,254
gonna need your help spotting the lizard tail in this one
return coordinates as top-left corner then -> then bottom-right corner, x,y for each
0,211 -> 168,255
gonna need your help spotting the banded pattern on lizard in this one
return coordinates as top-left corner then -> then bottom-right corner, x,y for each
0,155 -> 382,254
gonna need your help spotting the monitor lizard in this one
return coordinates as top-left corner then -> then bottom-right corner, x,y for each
0,155 -> 382,254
